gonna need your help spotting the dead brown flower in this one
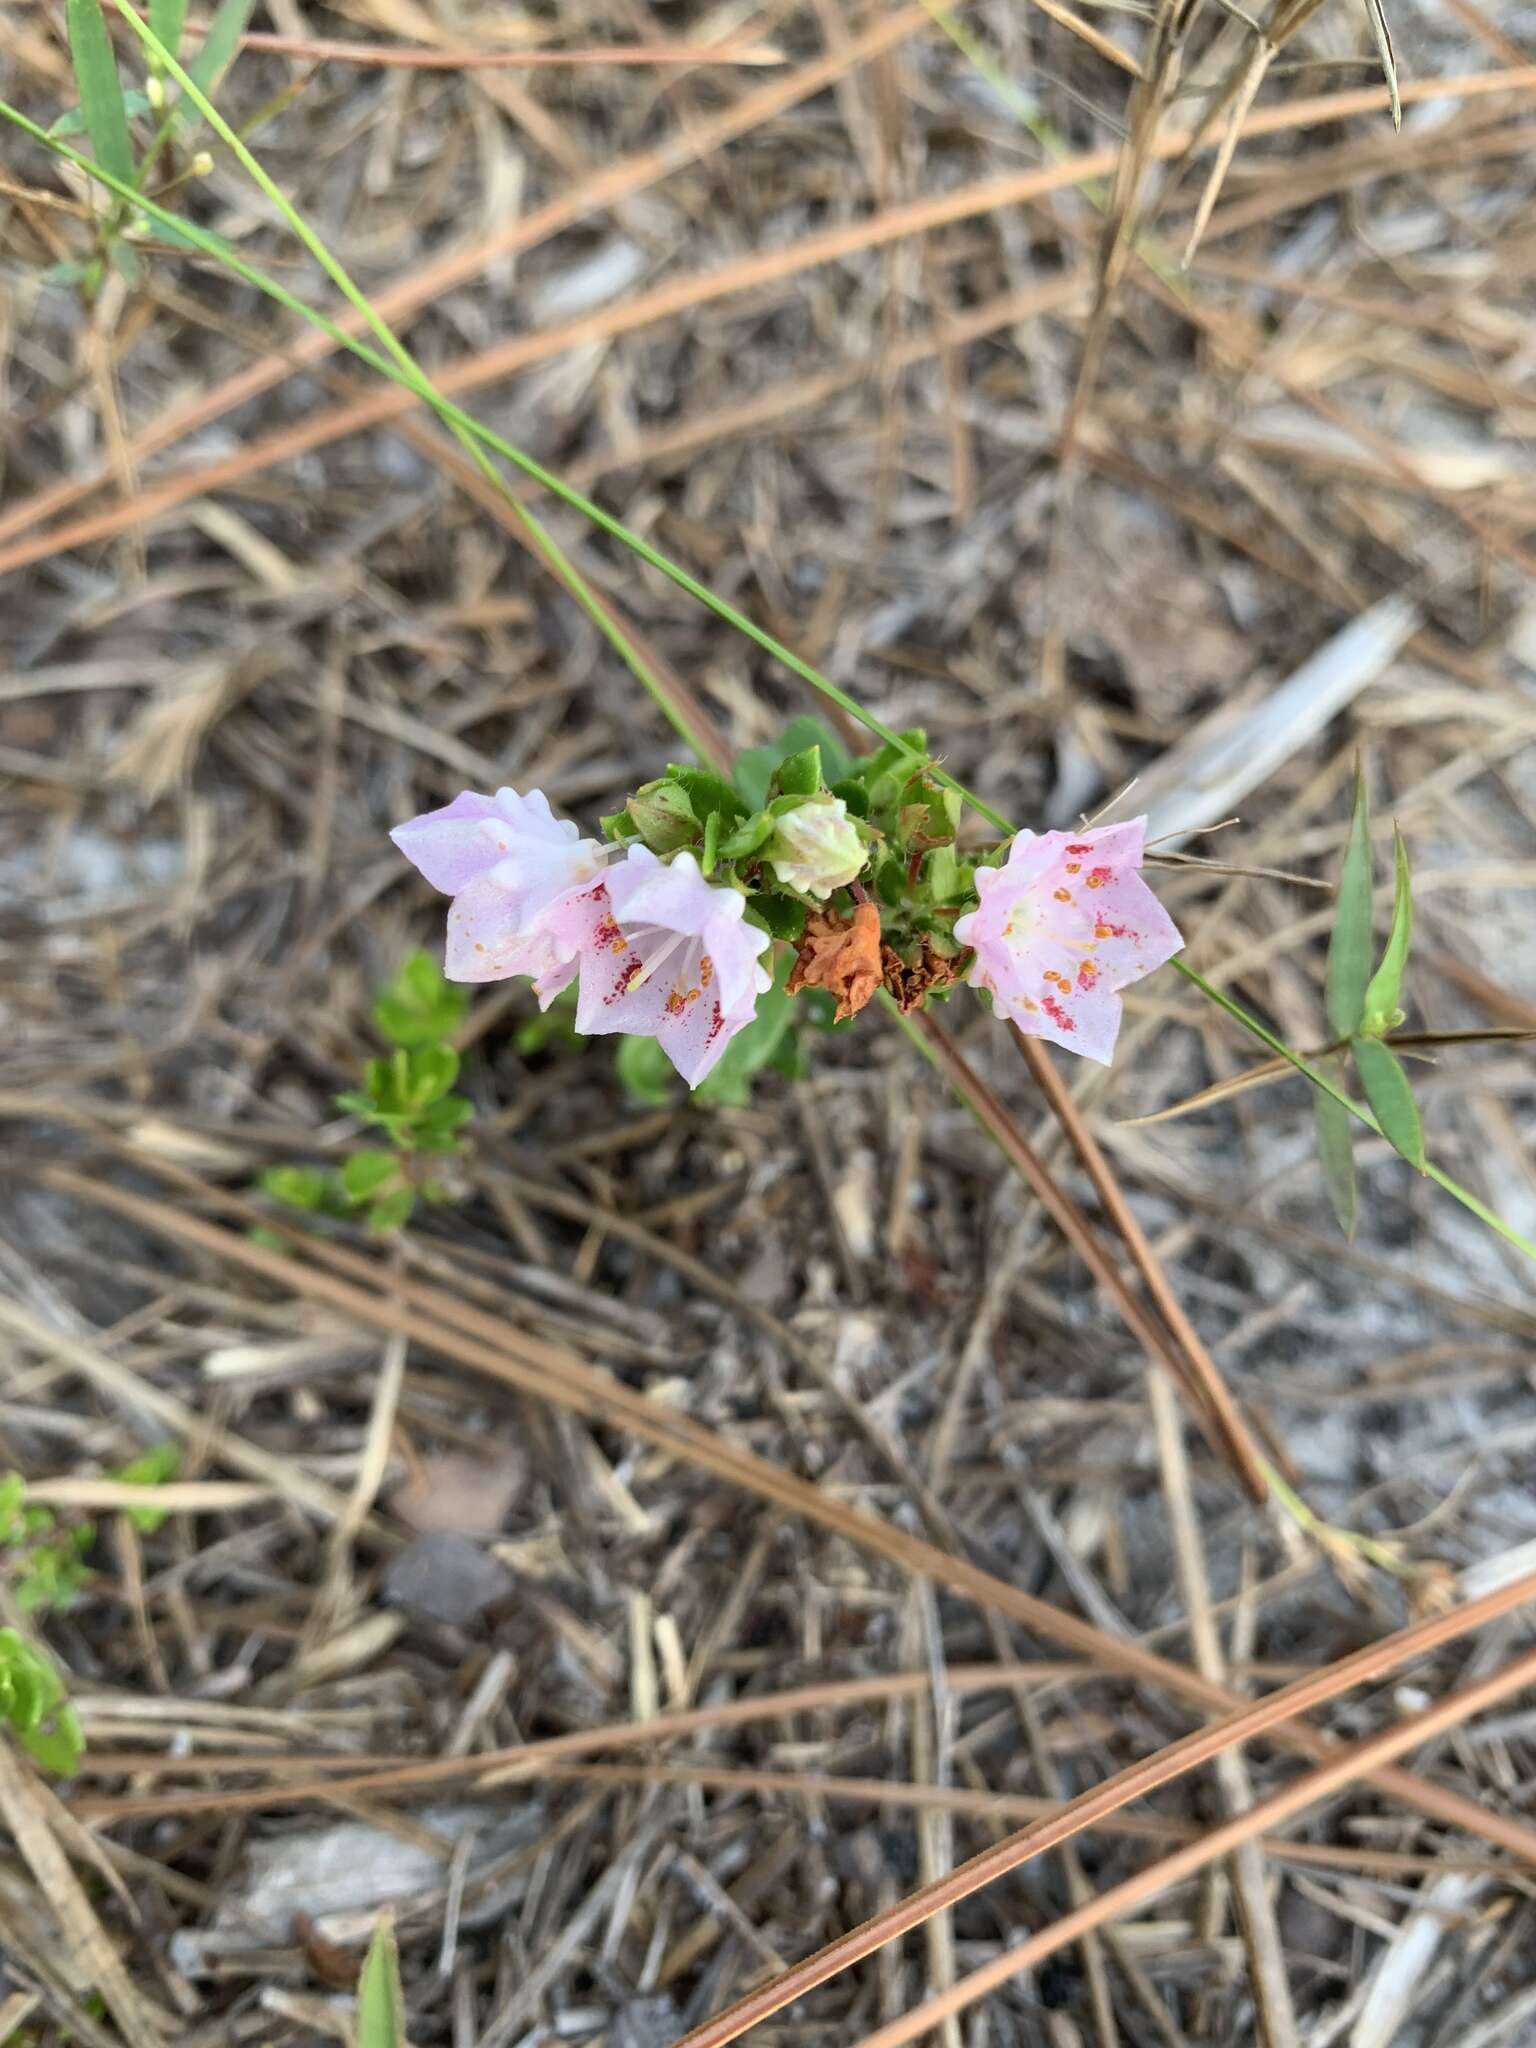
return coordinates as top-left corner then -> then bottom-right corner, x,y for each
881,938 -> 963,1013
786,902 -> 883,1020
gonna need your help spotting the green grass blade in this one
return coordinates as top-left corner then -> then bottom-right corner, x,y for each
1313,1070 -> 1358,1238
1325,762 -> 1374,1040
356,1915 -> 407,2048
1352,1036 -> 1425,1171
65,0 -> 135,184
1360,824 -> 1412,1036
148,0 -> 187,62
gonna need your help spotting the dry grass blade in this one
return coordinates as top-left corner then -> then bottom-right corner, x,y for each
181,27 -> 787,66
1360,0 -> 1403,129
4,69 -> 1533,575
37,1161 -> 1536,1873
844,1643 -> 1536,2048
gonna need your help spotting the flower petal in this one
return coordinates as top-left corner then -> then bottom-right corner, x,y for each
391,791 -> 509,895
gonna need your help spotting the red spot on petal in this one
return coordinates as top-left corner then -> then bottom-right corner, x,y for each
1066,843 -> 1092,856
1041,994 -> 1074,1031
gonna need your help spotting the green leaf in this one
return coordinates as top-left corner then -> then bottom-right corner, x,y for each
627,777 -> 699,855
1353,1036 -> 1426,1171
1313,1074 -> 1358,1239
261,1165 -> 325,1211
1326,764 -> 1374,1040
404,1044 -> 459,1109
111,1440 -> 181,1530
372,950 -> 467,1049
733,718 -> 852,811
65,0 -> 135,184
0,1628 -> 83,1775
1360,825 -> 1412,1037
356,1914 -> 407,2048
701,808 -> 722,876
615,1034 -> 675,1106
342,1150 -> 400,1203
0,1474 -> 28,1547
368,1189 -> 416,1234
174,0 -> 254,126
776,743 -> 822,798
717,811 -> 775,863
50,89 -> 152,138
745,892 -> 805,942
665,766 -> 745,826
416,1094 -> 473,1137
149,0 -> 188,63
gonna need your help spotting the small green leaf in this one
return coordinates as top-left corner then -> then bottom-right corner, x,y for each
615,1035 -> 675,1106
733,719 -> 852,811
49,89 -> 152,138
665,766 -> 746,826
368,1189 -> 416,1234
1360,825 -> 1412,1037
111,1441 -> 181,1530
1313,1075 -> 1358,1239
149,0 -> 188,64
701,808 -> 722,876
0,1628 -> 84,1774
1353,1036 -> 1426,1171
415,1094 -> 473,1138
65,0 -> 136,185
404,1044 -> 459,1109
372,950 -> 467,1049
261,1165 -> 326,1211
717,811 -> 775,863
356,1914 -> 407,2048
1326,764 -> 1374,1040
776,744 -> 822,798
342,1150 -> 400,1203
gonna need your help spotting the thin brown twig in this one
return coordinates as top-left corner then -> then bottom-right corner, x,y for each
178,26 -> 787,67
33,1160 -> 1536,1873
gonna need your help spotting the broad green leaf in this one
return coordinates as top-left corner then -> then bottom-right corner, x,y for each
404,1044 -> 458,1108
0,1628 -> 84,1775
373,950 -> 467,1049
665,765 -> 745,825
356,1914 -> 407,2048
615,1034 -> 674,1105
342,1150 -> 399,1203
716,811 -> 775,863
1360,825 -> 1412,1037
1353,1036 -> 1426,1171
149,0 -> 188,62
65,0 -> 135,184
174,0 -> 254,126
1325,765 -> 1374,1040
1313,1078 -> 1358,1239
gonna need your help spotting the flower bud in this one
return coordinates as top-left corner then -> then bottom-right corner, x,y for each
191,151 -> 215,178
145,73 -> 165,109
764,795 -> 865,900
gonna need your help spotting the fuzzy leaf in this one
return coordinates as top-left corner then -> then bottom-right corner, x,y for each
65,0 -> 135,184
1326,764 -> 1374,1040
1360,825 -> 1412,1037
1353,1036 -> 1426,1171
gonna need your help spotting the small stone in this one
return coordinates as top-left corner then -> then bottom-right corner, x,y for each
382,1531 -> 513,1627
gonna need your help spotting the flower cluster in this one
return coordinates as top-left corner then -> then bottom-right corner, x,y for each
390,731 -> 1184,1087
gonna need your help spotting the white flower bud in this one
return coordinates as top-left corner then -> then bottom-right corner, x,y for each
764,795 -> 865,900
191,151 -> 215,178
145,73 -> 165,109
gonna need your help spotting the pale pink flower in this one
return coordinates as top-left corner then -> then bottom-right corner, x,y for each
953,818 -> 1181,1063
390,787 -> 606,997
556,845 -> 772,1086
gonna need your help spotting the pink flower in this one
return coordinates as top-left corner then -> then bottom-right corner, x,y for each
953,818 -> 1181,1063
390,787 -> 606,997
554,845 -> 772,1087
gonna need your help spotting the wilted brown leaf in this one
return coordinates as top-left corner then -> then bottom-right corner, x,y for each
787,902 -> 883,1021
